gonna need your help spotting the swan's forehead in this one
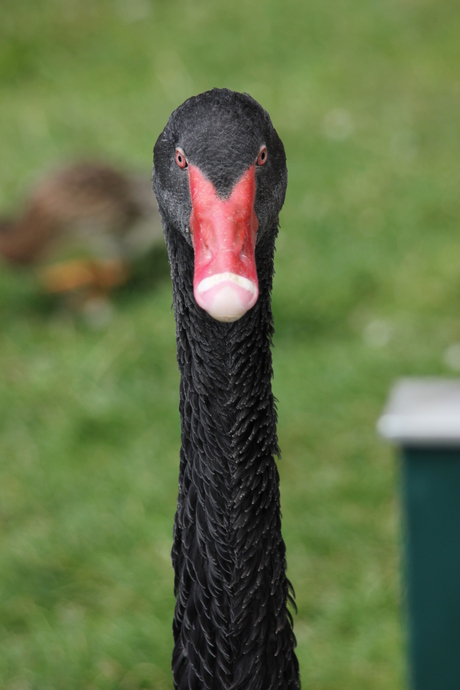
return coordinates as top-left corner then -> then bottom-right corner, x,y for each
174,110 -> 265,195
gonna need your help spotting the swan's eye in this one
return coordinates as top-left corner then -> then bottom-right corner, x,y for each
256,146 -> 268,166
175,148 -> 188,169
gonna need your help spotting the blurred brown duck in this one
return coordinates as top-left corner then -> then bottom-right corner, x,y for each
0,161 -> 163,300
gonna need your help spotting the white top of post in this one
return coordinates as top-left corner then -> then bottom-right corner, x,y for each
378,378 -> 460,446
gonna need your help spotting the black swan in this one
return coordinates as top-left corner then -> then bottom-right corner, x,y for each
153,88 -> 300,689
0,161 -> 162,299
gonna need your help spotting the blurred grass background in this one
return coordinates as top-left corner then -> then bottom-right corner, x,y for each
1,0 -> 459,688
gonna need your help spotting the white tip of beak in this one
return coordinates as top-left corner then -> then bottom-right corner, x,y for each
195,272 -> 258,322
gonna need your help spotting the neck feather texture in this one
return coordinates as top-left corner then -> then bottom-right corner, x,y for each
164,224 -> 300,690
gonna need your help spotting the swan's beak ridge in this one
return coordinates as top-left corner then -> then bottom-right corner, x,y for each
188,164 -> 259,322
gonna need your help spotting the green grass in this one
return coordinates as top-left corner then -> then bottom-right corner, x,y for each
1,0 -> 460,687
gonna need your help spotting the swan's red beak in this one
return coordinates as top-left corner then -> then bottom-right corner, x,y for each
188,164 -> 258,322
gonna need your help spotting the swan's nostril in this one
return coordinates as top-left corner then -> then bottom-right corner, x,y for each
202,244 -> 212,262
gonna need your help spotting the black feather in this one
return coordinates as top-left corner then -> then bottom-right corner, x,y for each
153,88 -> 300,690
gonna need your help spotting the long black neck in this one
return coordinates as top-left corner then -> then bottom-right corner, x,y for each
164,224 -> 300,690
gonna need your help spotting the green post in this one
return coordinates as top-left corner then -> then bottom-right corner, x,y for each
378,379 -> 460,690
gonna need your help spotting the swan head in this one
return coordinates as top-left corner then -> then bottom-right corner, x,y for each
153,88 -> 287,322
